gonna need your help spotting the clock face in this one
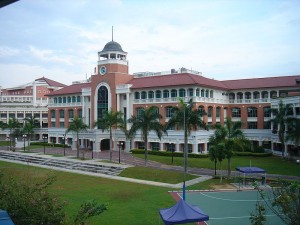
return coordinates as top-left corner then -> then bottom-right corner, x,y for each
100,66 -> 106,75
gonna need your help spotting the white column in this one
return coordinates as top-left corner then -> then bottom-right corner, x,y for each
175,142 -> 180,152
160,142 -> 164,151
203,143 -> 208,154
126,93 -> 130,130
82,96 -> 85,119
193,143 -> 198,154
40,111 -> 42,128
117,94 -> 120,111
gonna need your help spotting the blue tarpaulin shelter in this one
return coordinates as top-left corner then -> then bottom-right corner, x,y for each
0,209 -> 15,225
236,166 -> 267,186
159,199 -> 209,225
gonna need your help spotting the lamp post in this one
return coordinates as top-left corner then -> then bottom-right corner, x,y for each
169,143 -> 174,164
62,134 -> 66,156
91,139 -> 95,159
42,135 -> 47,154
183,103 -> 189,201
22,134 -> 27,152
6,135 -> 9,151
118,142 -> 123,164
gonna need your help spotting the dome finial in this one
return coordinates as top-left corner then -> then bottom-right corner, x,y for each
112,26 -> 114,41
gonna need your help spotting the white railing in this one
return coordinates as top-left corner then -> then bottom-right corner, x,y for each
48,102 -> 83,107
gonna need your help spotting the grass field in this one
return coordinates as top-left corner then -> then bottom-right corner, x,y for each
133,153 -> 300,176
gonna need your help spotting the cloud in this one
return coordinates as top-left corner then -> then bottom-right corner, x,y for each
0,46 -> 21,57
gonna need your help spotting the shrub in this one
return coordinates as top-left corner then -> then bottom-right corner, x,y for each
130,149 -> 209,158
235,151 -> 272,157
30,142 -> 70,148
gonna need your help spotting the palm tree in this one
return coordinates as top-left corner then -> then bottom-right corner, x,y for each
6,118 -> 21,151
285,118 -> 300,148
128,106 -> 166,166
22,117 -> 39,151
270,100 -> 296,157
66,117 -> 88,158
94,110 -> 124,161
209,117 -> 248,178
166,98 -> 206,173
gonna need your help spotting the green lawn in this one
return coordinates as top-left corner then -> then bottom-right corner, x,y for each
119,166 -> 198,184
132,153 -> 300,176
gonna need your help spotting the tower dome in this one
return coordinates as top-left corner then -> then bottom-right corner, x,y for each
101,41 -> 125,52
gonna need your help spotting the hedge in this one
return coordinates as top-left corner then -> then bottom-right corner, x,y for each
30,142 -> 70,148
234,151 -> 272,157
130,149 -> 209,158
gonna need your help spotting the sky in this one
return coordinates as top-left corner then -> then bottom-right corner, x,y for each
0,0 -> 299,88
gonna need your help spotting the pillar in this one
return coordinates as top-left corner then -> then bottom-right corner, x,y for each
160,142 -> 164,151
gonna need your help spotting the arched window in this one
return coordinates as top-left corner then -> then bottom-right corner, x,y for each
216,107 -> 221,117
97,86 -> 108,120
141,91 -> 147,99
163,90 -> 169,98
152,106 -> 159,116
207,106 -> 213,117
67,96 -> 71,103
198,106 -> 205,116
166,106 -> 174,118
232,108 -> 241,117
77,96 -> 81,102
72,96 -> 76,102
201,89 -> 204,97
196,88 -> 200,97
54,97 -> 57,103
134,92 -> 140,100
171,89 -> 177,98
248,107 -> 257,117
58,97 -> 62,103
264,107 -> 271,117
137,107 -> 144,119
205,90 -> 209,98
63,97 -> 66,103
156,90 -> 161,99
210,90 -> 213,98
148,91 -> 154,99
179,89 -> 186,97
188,88 -> 193,97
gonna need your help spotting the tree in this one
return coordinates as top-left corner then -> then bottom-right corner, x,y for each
285,118 -> 300,147
208,142 -> 226,177
166,98 -> 206,172
270,100 -> 297,157
6,118 -> 21,151
66,117 -> 88,158
128,106 -> 166,166
22,117 -> 39,151
94,110 -> 124,161
209,117 -> 248,178
0,171 -> 107,225
250,181 -> 300,225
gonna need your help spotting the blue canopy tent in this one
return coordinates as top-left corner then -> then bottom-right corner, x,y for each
159,199 -> 209,225
236,166 -> 267,188
0,209 -> 15,225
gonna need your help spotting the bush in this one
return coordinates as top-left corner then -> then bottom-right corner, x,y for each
235,151 -> 272,157
130,149 -> 209,158
30,142 -> 70,148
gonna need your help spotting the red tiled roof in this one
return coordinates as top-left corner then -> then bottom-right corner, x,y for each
221,75 -> 300,90
35,77 -> 66,87
127,73 -> 229,90
47,83 -> 91,96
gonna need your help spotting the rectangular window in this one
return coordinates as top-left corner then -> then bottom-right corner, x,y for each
59,110 -> 64,118
247,122 -> 257,129
51,110 -> 55,118
51,122 -> 56,127
264,107 -> 271,117
151,142 -> 160,151
216,107 -> 220,118
68,110 -> 74,119
232,108 -> 241,117
208,107 -> 213,117
167,143 -> 175,152
295,107 -> 300,115
166,107 -> 174,118
60,122 -> 64,128
263,121 -> 271,129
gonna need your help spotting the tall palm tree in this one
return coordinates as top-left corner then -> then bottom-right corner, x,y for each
209,117 -> 248,178
22,117 -> 39,151
285,118 -> 300,147
6,118 -> 21,151
270,100 -> 296,157
166,98 -> 206,173
94,110 -> 124,161
66,117 -> 88,158
128,106 -> 166,166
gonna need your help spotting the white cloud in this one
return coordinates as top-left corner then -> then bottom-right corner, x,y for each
0,46 -> 21,57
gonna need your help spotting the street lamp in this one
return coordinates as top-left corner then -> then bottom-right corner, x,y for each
42,135 -> 47,154
118,142 -> 124,164
6,135 -> 9,151
169,143 -> 174,164
22,134 -> 27,152
62,134 -> 66,156
91,139 -> 95,159
183,102 -> 189,201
